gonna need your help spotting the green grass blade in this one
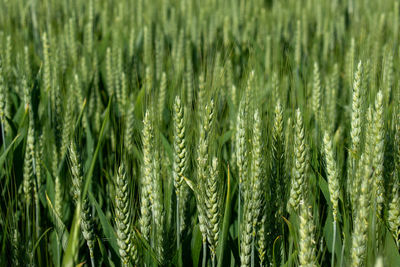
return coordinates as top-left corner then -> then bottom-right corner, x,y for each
45,193 -> 69,251
89,192 -> 119,254
82,96 -> 111,201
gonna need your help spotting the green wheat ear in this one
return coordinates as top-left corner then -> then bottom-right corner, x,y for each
139,110 -> 153,242
23,109 -> 35,206
323,131 -> 340,222
115,163 -> 137,267
348,61 -> 363,199
69,141 -> 96,266
351,161 -> 371,267
173,96 -> 187,197
298,200 -> 317,267
372,90 -> 385,217
287,109 -> 307,213
206,156 -> 221,260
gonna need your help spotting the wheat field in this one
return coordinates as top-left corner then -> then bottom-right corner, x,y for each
0,0 -> 399,266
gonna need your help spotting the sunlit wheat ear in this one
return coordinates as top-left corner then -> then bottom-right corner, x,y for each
298,200 -> 317,267
24,46 -> 31,81
363,107 -> 374,202
206,157 -> 221,260
173,96 -> 187,197
236,100 -> 248,199
287,109 -> 307,213
145,67 -> 152,97
115,164 -> 137,267
151,148 -> 164,260
35,135 -> 44,190
240,197 -> 253,267
372,91 -> 385,216
120,72 -> 127,115
323,132 -> 340,222
244,70 -> 255,116
348,60 -> 363,197
312,61 -> 321,117
172,95 -> 188,245
388,177 -> 400,249
105,47 -> 113,96
124,98 -> 135,156
198,73 -> 205,112
197,100 -> 215,244
257,213 -> 267,266
351,164 -> 371,267
158,72 -> 167,121
42,33 -> 51,93
23,111 -> 35,205
272,99 -> 285,216
11,227 -> 20,265
185,43 -> 194,106
251,109 -> 263,232
240,110 -> 263,267
139,111 -> 153,241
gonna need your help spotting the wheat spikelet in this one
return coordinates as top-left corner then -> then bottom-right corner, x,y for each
115,164 -> 137,266
348,60 -> 363,198
323,132 -> 340,222
124,99 -> 135,156
236,99 -> 248,205
197,100 -> 215,244
42,33 -> 51,93
158,72 -> 167,121
372,91 -> 385,216
173,96 -> 187,196
151,147 -> 164,260
388,178 -> 400,249
206,157 -> 221,258
81,197 -> 95,267
24,46 -> 31,81
257,213 -> 267,266
84,0 -> 94,54
69,141 -> 82,204
139,111 -> 153,241
351,164 -> 371,267
23,112 -> 35,205
298,201 -> 317,267
251,109 -> 263,232
312,62 -> 321,116
272,99 -> 285,217
240,196 -> 253,267
287,109 -> 307,212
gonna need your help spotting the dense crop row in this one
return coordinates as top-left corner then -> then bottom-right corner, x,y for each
0,0 -> 399,266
